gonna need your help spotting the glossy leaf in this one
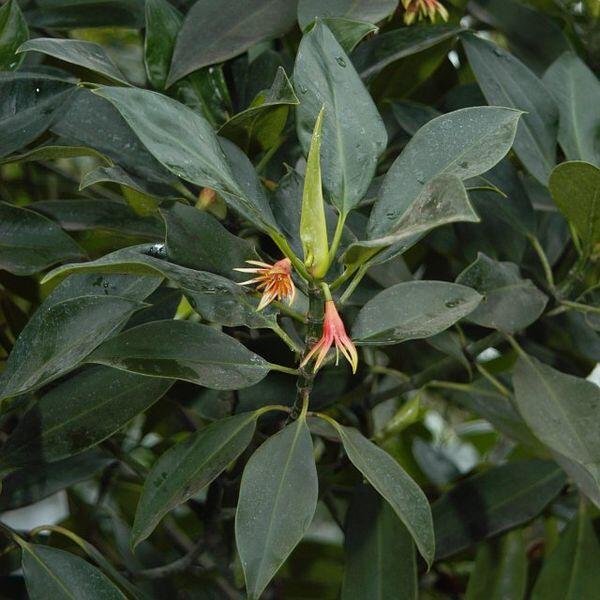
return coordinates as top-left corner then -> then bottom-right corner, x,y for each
513,354 -> 600,506
20,542 -> 126,600
465,529 -> 528,600
144,0 -> 182,90
0,296 -> 145,401
336,424 -> 434,566
352,281 -> 482,345
352,24 -> 463,79
433,460 -> 566,559
18,38 -> 129,85
368,107 -> 522,240
0,367 -> 172,470
167,0 -> 297,86
87,320 -> 271,390
321,17 -> 378,53
236,417 -> 318,599
0,202 -> 85,275
531,506 -> 600,600
0,72 -> 75,158
342,485 -> 417,600
462,33 -> 558,184
0,0 -> 28,70
456,253 -> 547,332
0,143 -> 110,165
298,0 -> 397,29
390,100 -> 441,136
132,412 -> 257,547
294,21 -> 387,214
549,161 -> 600,250
219,67 -> 298,153
92,86 -> 279,233
543,52 -> 600,164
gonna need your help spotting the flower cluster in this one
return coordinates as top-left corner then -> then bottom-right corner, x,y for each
234,258 -> 296,311
402,0 -> 449,24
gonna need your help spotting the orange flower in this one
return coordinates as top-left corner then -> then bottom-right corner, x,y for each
234,258 -> 296,311
402,0 -> 449,24
300,300 -> 358,374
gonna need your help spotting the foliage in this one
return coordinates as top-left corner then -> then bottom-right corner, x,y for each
0,0 -> 599,598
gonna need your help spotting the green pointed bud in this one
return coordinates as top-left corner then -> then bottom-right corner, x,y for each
300,106 -> 329,279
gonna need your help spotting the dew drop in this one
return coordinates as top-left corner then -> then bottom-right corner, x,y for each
445,298 -> 463,308
335,56 -> 347,68
493,48 -> 504,57
460,161 -> 469,169
299,85 -> 308,94
35,87 -> 40,93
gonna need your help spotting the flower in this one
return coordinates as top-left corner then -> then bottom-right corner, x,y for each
402,0 -> 449,24
301,300 -> 358,374
234,257 -> 296,311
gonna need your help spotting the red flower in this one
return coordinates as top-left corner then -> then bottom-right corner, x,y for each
234,258 -> 296,311
301,300 -> 358,374
402,0 -> 449,24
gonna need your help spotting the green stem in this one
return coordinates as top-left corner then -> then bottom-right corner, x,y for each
272,300 -> 308,323
328,212 -> 347,268
329,263 -> 360,291
256,136 -> 287,174
273,234 -> 311,281
339,264 -> 368,304
560,300 -> 600,315
268,363 -> 300,376
271,324 -> 303,354
528,235 -> 555,291
475,362 -> 511,398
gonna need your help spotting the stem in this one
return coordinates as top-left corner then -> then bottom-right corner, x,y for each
328,212 -> 347,268
134,539 -> 205,579
560,300 -> 600,315
339,264 -> 368,305
271,324 -> 303,353
329,264 -> 360,291
256,136 -> 286,174
268,363 -> 300,376
475,362 -> 511,398
528,235 -> 555,291
273,234 -> 311,281
290,284 -> 324,420
272,300 -> 307,323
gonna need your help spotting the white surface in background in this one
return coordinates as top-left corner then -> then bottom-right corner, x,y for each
2,492 -> 68,530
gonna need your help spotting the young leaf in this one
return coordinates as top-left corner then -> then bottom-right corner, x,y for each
433,460 -> 566,559
294,21 -> 387,214
342,485 -> 418,600
18,38 -> 130,85
300,106 -> 329,278
132,412 -> 258,547
548,161 -> 600,250
531,506 -> 600,600
144,0 -> 182,90
87,320 -> 271,390
20,541 -> 127,599
0,0 -> 28,70
236,417 -> 318,599
456,253 -> 547,333
167,0 -> 297,86
0,296 -> 145,401
462,33 -> 557,184
543,52 -> 600,164
336,425 -> 435,567
0,367 -> 172,470
0,202 -> 85,276
513,354 -> 600,507
352,281 -> 482,345
367,106 -> 522,241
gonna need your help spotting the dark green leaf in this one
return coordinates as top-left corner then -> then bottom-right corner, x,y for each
132,412 -> 257,547
87,320 -> 271,390
0,72 -> 75,158
433,460 -> 566,559
390,100 -> 441,136
531,506 -> 600,600
144,0 -> 182,90
0,367 -> 172,470
352,24 -> 463,79
18,38 -> 129,85
465,529 -> 528,600
21,542 -> 126,599
456,253 -> 547,332
0,202 -> 85,276
236,417 -> 318,600
79,166 -> 176,199
368,107 -> 522,240
513,354 -> 600,506
352,281 -> 482,345
462,33 -> 558,184
219,67 -> 298,153
543,52 -> 600,164
336,424 -> 434,566
342,485 -> 417,600
0,143 -> 110,165
294,21 -> 387,214
321,18 -> 378,54
0,451 -> 112,511
167,0 -> 297,86
298,0 -> 397,29
549,161 -> 600,250
0,295 -> 145,401
0,0 -> 28,70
